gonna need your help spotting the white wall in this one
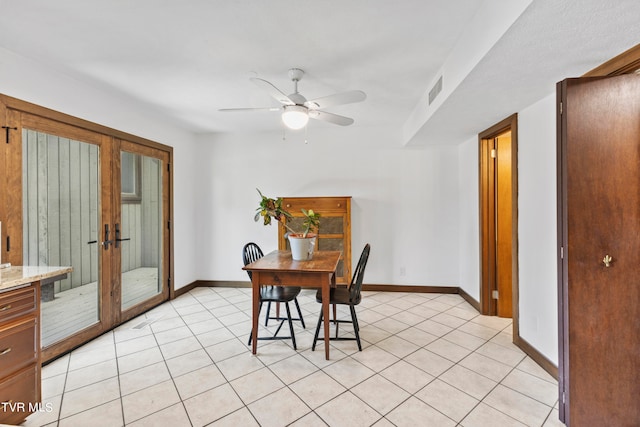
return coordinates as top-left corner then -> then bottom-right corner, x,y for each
455,93 -> 559,365
517,93 -> 558,364
0,47 -> 199,289
458,136 -> 480,300
171,135 -> 199,289
194,126 -> 460,286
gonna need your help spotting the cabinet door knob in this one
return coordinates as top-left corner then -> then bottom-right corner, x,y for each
0,304 -> 11,312
603,255 -> 612,267
0,347 -> 11,356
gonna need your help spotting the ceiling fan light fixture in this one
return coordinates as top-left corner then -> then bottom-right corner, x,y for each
282,105 -> 309,129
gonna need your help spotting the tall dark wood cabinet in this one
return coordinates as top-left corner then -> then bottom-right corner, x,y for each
557,75 -> 640,426
278,196 -> 351,285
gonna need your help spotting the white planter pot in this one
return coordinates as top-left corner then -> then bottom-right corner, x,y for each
288,235 -> 316,261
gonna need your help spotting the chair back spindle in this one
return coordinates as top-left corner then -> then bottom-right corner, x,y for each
243,242 -> 264,280
348,243 -> 370,303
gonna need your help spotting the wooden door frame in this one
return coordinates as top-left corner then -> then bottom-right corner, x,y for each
478,114 -> 519,329
0,94 -> 174,362
583,43 -> 640,77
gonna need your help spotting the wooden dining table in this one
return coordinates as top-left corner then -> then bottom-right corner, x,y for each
242,250 -> 341,360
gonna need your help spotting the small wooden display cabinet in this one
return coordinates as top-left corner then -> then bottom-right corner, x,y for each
278,196 -> 351,285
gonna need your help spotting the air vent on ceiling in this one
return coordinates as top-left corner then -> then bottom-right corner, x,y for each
428,75 -> 443,105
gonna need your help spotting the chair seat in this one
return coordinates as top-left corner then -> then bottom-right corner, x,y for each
315,287 -> 360,305
262,286 -> 301,302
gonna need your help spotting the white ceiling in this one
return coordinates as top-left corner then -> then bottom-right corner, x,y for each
0,0 -> 639,144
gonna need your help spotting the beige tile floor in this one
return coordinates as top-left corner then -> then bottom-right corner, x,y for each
23,287 -> 565,427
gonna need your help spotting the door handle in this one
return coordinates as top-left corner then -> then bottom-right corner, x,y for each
114,223 -> 131,249
102,224 -> 113,250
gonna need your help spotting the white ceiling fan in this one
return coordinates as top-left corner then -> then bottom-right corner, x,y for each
219,68 -> 366,129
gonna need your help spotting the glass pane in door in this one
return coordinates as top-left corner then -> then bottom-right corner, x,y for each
22,129 -> 100,347
120,152 -> 163,310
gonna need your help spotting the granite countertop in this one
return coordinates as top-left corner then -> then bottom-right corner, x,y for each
0,266 -> 73,292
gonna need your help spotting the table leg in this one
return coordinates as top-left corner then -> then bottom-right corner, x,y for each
251,272 -> 260,355
322,273 -> 331,360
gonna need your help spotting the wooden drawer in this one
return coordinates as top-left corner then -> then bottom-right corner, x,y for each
0,286 -> 37,323
0,317 -> 37,379
283,197 -> 349,213
0,364 -> 38,425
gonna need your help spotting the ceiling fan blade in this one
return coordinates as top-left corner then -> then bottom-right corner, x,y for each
250,78 -> 295,106
305,90 -> 366,110
309,110 -> 354,126
218,107 -> 280,112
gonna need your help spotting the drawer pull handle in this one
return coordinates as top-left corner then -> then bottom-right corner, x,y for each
0,348 -> 11,356
0,304 -> 11,312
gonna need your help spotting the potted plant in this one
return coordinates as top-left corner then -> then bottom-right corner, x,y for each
254,189 -> 320,260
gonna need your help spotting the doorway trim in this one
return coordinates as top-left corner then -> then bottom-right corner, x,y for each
583,43 -> 640,77
478,114 -> 519,330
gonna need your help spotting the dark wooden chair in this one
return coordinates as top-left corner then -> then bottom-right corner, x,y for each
243,242 -> 305,349
312,243 -> 370,351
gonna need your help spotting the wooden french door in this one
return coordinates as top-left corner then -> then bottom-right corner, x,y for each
115,140 -> 170,325
557,75 -> 640,426
0,99 -> 171,362
19,114 -> 115,361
